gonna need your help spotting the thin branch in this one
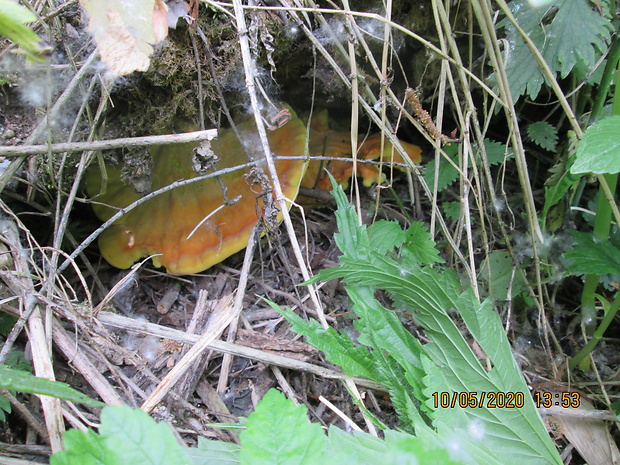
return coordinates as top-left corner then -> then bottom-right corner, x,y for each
0,130 -> 218,157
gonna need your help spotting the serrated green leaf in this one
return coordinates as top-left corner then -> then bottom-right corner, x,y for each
51,428 -> 112,465
541,166 -> 581,230
402,222 -> 444,265
368,220 -> 406,255
99,405 -> 192,465
441,201 -> 461,222
0,365 -> 104,408
499,0 -> 612,101
330,176 -> 371,261
308,188 -> 563,465
4,349 -> 32,372
276,305 -> 376,380
564,230 -> 620,275
547,0 -> 612,78
383,430 -> 462,465
0,0 -> 43,60
323,427 -> 386,465
484,139 -> 514,165
240,389 -> 325,465
570,115 -> 620,174
527,122 -> 558,151
423,144 -> 460,191
347,285 -> 431,430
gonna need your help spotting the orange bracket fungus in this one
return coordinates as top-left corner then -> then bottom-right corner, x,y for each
87,108 -> 421,274
301,109 -> 422,190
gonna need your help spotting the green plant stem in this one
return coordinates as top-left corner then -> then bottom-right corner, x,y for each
581,173 -> 618,333
571,292 -> 620,370
590,36 -> 620,122
580,62 -> 620,335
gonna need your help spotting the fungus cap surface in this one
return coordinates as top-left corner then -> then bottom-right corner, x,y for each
87,112 -> 307,274
87,108 -> 422,274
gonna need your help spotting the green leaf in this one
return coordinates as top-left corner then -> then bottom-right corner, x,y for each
527,121 -> 558,151
547,0 -> 611,78
322,427 -> 386,465
188,437 -> 241,465
564,230 -> 620,275
484,139 -> 514,165
0,0 -> 43,60
402,222 -> 445,265
423,140 -> 512,190
0,312 -> 18,336
499,0 -> 612,101
0,393 -> 11,421
100,406 -> 192,465
277,305 -> 376,380
240,389 -> 325,465
52,406 -> 193,465
4,349 -> 32,372
423,144 -> 460,191
306,186 -> 563,465
324,427 -> 464,465
330,175 -> 372,261
570,115 -> 620,174
51,428 -> 111,465
0,365 -> 103,407
368,220 -> 406,255
347,285 -> 431,431
479,251 -> 526,300
442,201 -> 461,222
541,163 -> 581,231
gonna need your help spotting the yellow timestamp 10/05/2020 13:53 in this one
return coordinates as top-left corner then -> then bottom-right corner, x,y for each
431,391 -> 581,409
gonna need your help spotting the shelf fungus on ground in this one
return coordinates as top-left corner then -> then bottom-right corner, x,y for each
86,108 -> 422,275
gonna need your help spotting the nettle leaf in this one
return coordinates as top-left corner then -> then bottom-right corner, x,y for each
324,427 -> 463,465
565,230 -> 620,276
484,139 -> 514,165
277,305 -> 376,380
401,222 -> 444,266
368,220 -> 407,254
329,174 -> 372,261
441,201 -> 461,222
499,0 -> 612,101
52,406 -> 192,465
570,115 -> 620,174
240,389 -> 325,465
101,406 -> 192,465
51,428 -> 111,465
302,182 -> 563,465
528,121 -> 558,151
